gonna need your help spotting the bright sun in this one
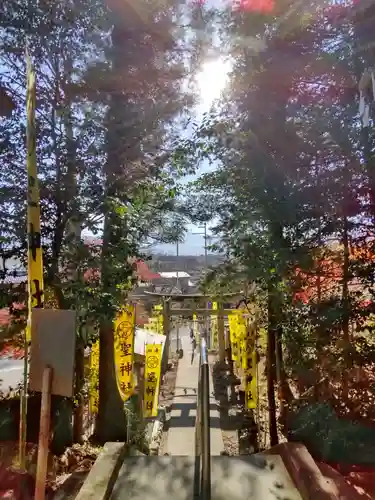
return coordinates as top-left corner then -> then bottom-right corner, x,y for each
196,58 -> 231,110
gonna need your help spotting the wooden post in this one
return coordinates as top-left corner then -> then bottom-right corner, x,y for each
19,336 -> 29,470
34,365 -> 53,500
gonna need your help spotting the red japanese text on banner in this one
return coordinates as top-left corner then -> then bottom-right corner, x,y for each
211,301 -> 218,347
114,304 -> 135,401
143,344 -> 162,418
89,341 -> 99,414
245,351 -> 257,409
228,313 -> 238,361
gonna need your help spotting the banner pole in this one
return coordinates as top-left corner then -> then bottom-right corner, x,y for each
20,50 -> 45,469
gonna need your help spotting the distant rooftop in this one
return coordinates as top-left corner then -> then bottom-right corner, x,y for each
159,271 -> 191,278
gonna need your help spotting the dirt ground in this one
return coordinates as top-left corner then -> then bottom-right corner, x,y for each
47,443 -> 100,499
50,359 -> 181,498
211,356 -> 263,456
0,440 -> 100,499
210,349 -> 273,457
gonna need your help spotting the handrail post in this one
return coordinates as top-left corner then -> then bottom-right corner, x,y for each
200,337 -> 211,500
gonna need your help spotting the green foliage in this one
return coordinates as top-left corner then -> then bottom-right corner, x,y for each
0,0 -> 204,336
180,1 -> 375,410
289,402 -> 375,465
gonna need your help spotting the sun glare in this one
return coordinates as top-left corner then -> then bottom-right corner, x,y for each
196,58 -> 232,110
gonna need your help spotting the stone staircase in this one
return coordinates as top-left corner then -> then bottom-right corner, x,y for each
110,454 -> 302,500
74,442 -> 369,500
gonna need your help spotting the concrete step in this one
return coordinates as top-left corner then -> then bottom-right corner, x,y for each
110,454 -> 303,500
73,442 -> 369,500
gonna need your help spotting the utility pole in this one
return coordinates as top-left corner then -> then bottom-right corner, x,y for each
192,222 -> 209,269
192,223 -> 211,341
204,222 -> 208,270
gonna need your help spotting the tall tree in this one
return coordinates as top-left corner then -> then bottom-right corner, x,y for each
185,0 -> 375,441
78,0 -> 201,442
0,0 -> 201,443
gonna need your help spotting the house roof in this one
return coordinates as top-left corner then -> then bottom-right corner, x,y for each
159,271 -> 191,278
135,260 -> 161,281
83,260 -> 160,282
83,237 -> 160,281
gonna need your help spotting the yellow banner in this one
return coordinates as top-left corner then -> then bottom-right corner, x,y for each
144,306 -> 163,334
241,321 -> 256,370
193,313 -> 198,340
150,316 -> 163,333
26,56 -> 44,341
239,327 -> 247,370
143,343 -> 162,418
235,311 -> 246,369
152,304 -> 163,333
245,351 -> 257,409
114,304 -> 135,401
193,313 -> 197,330
89,340 -> 100,414
228,313 -> 238,361
211,301 -> 218,347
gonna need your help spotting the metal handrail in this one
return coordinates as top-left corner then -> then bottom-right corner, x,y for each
196,336 -> 211,500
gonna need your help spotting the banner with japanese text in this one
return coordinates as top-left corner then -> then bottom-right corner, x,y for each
143,343 -> 162,418
114,304 -> 135,401
211,301 -> 218,347
26,56 -> 44,340
244,321 -> 257,409
148,317 -> 159,333
246,321 -> 257,365
235,311 -> 247,369
241,320 -> 255,370
228,313 -> 238,361
152,304 -> 163,333
89,340 -> 100,414
245,351 -> 257,409
193,313 -> 198,340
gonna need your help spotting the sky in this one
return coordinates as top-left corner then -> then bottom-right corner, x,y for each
80,56 -> 232,255
153,57 -> 232,255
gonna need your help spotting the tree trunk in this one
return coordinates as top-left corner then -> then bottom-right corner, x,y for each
63,48 -> 86,443
95,213 -> 127,443
342,215 -> 350,399
73,338 -> 85,443
93,167 -> 126,443
94,20 -> 133,442
96,318 -> 127,442
342,215 -> 350,345
266,218 -> 286,446
267,279 -> 278,447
